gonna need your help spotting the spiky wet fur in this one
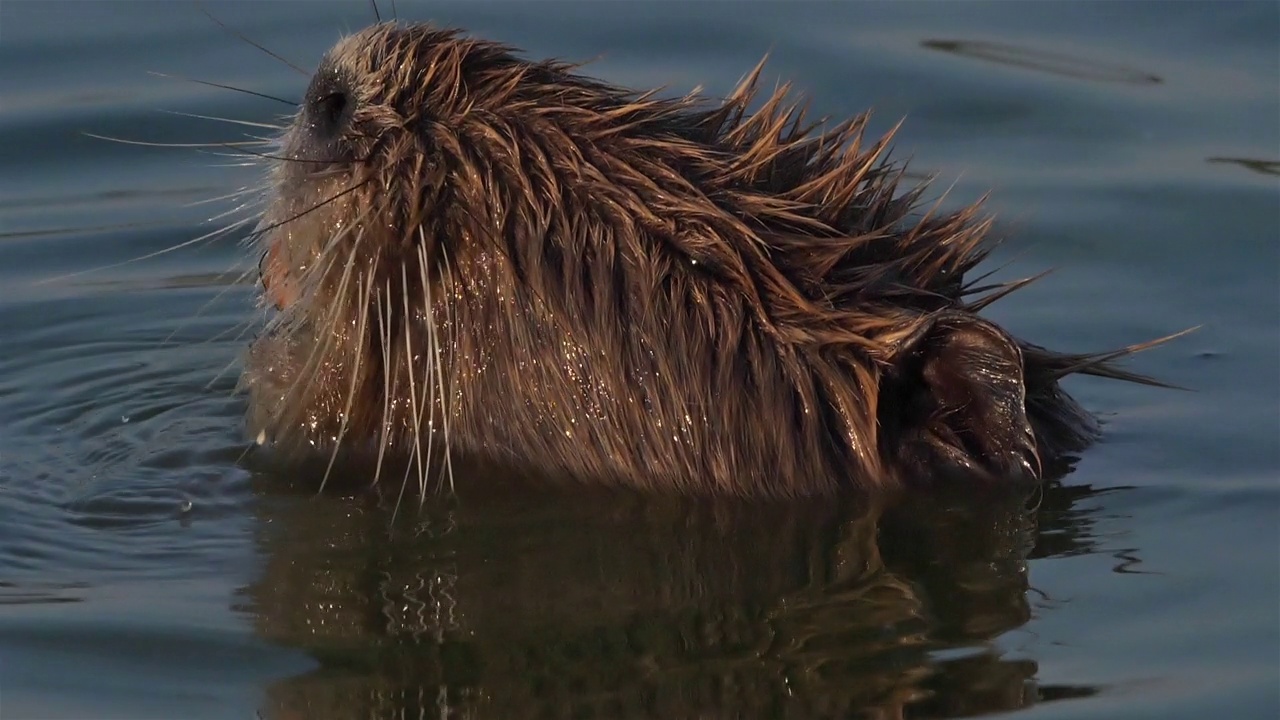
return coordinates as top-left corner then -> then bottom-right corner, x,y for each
242,23 -> 1180,498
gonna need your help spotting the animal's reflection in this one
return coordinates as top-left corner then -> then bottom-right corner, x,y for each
243,466 -> 1109,718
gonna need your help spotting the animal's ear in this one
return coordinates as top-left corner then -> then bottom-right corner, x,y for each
881,313 -> 1040,483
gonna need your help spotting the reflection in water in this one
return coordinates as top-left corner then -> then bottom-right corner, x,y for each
242,467 -> 1114,718
921,39 -> 1162,85
1206,157 -> 1280,176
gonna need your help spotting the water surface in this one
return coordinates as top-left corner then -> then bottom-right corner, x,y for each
1,2 -> 1277,718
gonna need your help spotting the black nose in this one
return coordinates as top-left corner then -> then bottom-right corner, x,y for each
297,65 -> 355,160
311,89 -> 350,137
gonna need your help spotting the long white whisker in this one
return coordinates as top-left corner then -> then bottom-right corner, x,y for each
439,243 -> 460,493
373,280 -> 395,492
418,242 -> 437,501
36,213 -> 260,286
319,263 -> 375,495
403,262 -> 431,498
188,185 -> 268,211
81,132 -> 272,149
393,264 -> 427,524
421,233 -> 455,494
273,219 -> 365,446
163,220 -> 266,352
157,108 -> 289,131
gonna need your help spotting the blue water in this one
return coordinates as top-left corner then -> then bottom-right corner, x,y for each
1,2 -> 1276,718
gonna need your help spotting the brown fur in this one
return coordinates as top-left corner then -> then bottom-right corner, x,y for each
242,22 -> 1183,497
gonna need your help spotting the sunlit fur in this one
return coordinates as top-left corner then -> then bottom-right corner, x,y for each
241,23 -> 1182,498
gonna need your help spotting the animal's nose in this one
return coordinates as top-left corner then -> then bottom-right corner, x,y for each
306,86 -> 352,141
296,65 -> 357,162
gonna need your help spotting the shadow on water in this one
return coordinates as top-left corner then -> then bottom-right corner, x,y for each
919,39 -> 1163,85
239,463 -> 1116,718
1206,157 -> 1280,177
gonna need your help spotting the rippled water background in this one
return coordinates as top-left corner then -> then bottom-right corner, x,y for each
1,1 -> 1277,718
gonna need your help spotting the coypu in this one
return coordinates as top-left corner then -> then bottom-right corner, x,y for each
243,22 -> 1184,497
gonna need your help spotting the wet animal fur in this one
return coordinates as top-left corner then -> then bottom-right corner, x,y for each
244,23 -> 1182,497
